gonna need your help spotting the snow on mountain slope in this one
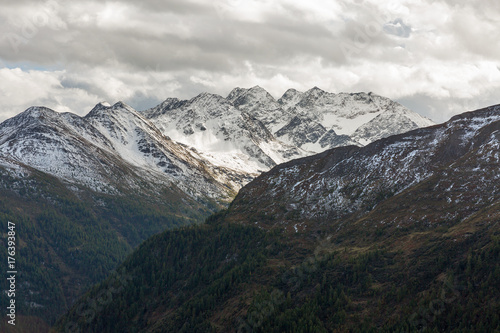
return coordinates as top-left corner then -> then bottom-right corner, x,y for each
228,105 -> 500,231
271,87 -> 434,152
274,114 -> 359,152
0,103 -> 245,201
0,106 -> 118,192
227,86 -> 291,132
142,92 -> 307,175
143,86 -> 433,178
351,106 -> 435,145
277,88 -> 304,111
85,101 -> 252,197
0,86 -> 435,201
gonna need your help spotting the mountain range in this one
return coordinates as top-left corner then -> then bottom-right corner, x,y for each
55,104 -> 500,332
0,86 -> 436,331
0,86 -> 433,203
144,86 -> 433,178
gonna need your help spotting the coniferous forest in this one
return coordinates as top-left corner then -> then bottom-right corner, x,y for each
55,207 -> 500,332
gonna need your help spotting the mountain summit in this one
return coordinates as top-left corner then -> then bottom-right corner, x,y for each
273,88 -> 434,150
142,86 -> 434,177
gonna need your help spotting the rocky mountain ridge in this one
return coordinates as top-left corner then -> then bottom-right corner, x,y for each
142,85 -> 434,176
0,86 -> 434,203
0,102 -> 245,203
227,104 -> 500,233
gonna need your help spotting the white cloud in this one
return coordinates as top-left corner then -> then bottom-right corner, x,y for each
0,0 -> 499,124
0,68 -> 98,120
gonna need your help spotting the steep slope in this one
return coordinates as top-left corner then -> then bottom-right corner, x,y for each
274,87 -> 434,151
0,103 -> 239,201
227,85 -> 291,132
143,92 -> 307,175
143,86 -> 434,179
0,106 -> 114,192
229,105 -> 499,231
56,105 -> 499,333
0,102 -> 245,330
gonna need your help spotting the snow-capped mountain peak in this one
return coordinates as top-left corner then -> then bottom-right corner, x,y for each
142,90 -> 308,175
278,88 -> 304,111
98,101 -> 111,107
17,106 -> 59,122
225,85 -> 289,132
141,86 -> 435,175
226,85 -> 271,103
302,86 -> 326,98
226,87 -> 246,103
88,100 -> 136,115
270,88 -> 435,151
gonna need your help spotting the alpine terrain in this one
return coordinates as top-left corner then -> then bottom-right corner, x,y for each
0,87 -> 434,331
0,101 -> 237,330
56,104 -> 499,332
143,86 -> 434,176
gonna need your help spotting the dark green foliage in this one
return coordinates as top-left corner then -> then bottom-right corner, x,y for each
242,232 -> 500,333
56,219 -> 499,333
55,221 -> 273,332
0,168 -> 214,327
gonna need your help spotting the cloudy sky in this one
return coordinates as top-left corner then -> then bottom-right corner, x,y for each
0,0 -> 499,123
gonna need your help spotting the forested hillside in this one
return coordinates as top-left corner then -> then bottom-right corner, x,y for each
0,166 -> 216,332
